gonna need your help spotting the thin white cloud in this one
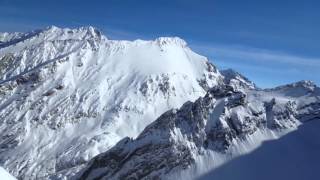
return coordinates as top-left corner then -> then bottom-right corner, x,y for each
191,43 -> 320,68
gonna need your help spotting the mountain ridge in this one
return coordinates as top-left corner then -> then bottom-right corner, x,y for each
76,82 -> 319,180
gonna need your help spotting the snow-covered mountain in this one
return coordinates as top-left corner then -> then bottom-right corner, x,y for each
0,26 -> 223,179
76,81 -> 320,180
1,26 -> 319,180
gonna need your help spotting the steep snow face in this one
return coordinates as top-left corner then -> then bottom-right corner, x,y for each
76,83 -> 320,180
0,26 -> 223,179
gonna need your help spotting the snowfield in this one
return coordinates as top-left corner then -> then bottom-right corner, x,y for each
0,167 -> 16,180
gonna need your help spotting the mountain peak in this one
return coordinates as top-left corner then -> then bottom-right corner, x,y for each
39,25 -> 104,41
221,68 -> 256,90
269,80 -> 318,92
295,80 -> 316,87
155,37 -> 187,48
44,25 -> 60,31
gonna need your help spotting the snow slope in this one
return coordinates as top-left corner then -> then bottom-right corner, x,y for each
0,167 -> 16,180
0,26 -> 223,179
198,119 -> 320,180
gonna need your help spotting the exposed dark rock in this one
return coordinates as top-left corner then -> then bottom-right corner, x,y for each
43,90 -> 55,96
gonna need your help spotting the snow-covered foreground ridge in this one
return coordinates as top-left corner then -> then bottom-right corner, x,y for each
198,119 -> 320,180
0,26 -> 222,179
0,167 -> 16,180
0,26 -> 319,180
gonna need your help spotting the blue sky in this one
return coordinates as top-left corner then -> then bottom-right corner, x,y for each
0,0 -> 319,88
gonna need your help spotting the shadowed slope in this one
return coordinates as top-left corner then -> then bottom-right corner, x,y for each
198,119 -> 320,180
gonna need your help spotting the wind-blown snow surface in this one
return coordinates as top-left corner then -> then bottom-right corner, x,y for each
0,167 -> 16,180
198,119 -> 320,180
0,26 -> 223,179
